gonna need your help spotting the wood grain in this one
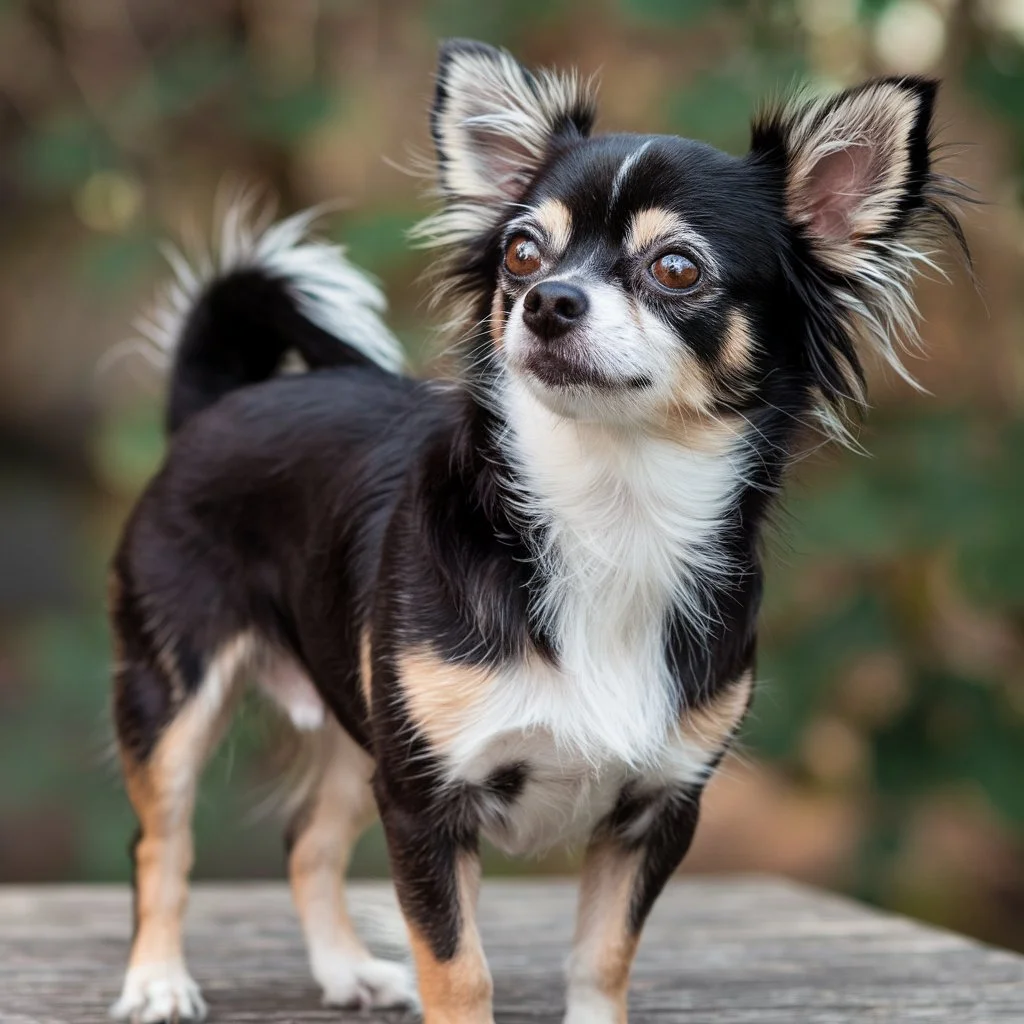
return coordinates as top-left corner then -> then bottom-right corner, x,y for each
1,878 -> 1022,1023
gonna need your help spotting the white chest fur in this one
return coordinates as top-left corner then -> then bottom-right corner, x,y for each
414,383 -> 748,856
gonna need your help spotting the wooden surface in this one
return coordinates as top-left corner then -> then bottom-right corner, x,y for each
2,878 -> 1023,1023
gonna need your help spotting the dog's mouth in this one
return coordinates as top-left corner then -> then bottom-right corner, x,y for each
517,349 -> 652,392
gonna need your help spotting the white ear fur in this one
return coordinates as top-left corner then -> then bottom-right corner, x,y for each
752,78 -> 970,442
430,40 -> 595,225
771,79 -> 935,268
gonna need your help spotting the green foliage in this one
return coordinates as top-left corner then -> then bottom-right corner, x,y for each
427,0 -> 567,40
621,0 -> 725,26
667,53 -> 807,151
94,402 -> 165,494
337,208 -> 423,275
243,81 -> 341,144
19,114 -> 115,194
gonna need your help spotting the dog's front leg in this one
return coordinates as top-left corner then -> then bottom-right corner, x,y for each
378,796 -> 493,1024
564,786 -> 703,1024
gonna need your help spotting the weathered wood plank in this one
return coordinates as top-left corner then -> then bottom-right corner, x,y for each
1,879 -> 1022,1022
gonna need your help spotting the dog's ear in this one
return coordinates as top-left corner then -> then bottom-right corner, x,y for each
431,39 -> 595,225
752,77 -> 937,271
750,78 -> 969,440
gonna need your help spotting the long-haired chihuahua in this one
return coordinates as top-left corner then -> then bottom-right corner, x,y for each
109,38 -> 967,1024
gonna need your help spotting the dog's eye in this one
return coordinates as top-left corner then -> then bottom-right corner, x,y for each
505,236 -> 542,277
651,253 -> 700,291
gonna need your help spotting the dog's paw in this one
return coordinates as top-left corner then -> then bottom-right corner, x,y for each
315,954 -> 419,1011
563,986 -> 621,1024
110,962 -> 207,1022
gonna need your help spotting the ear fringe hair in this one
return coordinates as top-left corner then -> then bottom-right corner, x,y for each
425,55 -> 597,235
755,89 -> 976,447
410,55 -> 597,350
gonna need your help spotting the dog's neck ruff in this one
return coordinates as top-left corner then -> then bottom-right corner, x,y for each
492,376 -> 749,769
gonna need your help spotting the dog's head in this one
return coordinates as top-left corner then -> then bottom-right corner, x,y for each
418,39 -> 966,435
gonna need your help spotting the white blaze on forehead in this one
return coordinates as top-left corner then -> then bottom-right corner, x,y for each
532,197 -> 573,256
610,139 -> 654,205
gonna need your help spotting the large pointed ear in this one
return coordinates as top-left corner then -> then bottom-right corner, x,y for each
430,39 -> 595,231
752,77 -> 937,270
751,78 -> 969,439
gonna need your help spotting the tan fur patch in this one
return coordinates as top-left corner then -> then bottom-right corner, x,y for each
489,288 -> 506,350
667,350 -> 717,420
720,309 -> 756,375
123,765 -> 192,968
650,397 -> 742,454
359,629 -> 373,710
568,843 -> 644,1024
288,722 -> 377,962
679,669 -> 754,756
397,647 -> 494,751
533,197 -> 573,255
625,208 -> 686,254
622,293 -> 717,433
408,854 -> 493,1024
121,637 -> 247,970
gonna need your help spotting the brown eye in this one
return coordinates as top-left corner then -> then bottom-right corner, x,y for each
651,253 -> 700,291
505,236 -> 542,277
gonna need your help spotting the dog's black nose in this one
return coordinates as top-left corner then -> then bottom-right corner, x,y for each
522,281 -> 589,340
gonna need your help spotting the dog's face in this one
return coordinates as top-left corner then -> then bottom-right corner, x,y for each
423,39 -> 958,433
489,132 -> 779,422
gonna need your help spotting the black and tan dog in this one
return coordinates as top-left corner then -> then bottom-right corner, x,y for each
109,39 -> 967,1024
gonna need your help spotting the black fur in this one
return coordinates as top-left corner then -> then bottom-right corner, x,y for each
168,268 -> 377,432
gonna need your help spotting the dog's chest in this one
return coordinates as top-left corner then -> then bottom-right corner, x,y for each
443,652 -> 723,857
430,395 -> 746,855
446,658 -> 652,856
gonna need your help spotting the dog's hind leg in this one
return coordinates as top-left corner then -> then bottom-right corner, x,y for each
110,631 -> 249,1022
286,720 -> 418,1010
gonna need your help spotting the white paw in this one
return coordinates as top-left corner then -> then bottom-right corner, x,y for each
315,953 -> 419,1011
110,962 -> 207,1022
563,986 -> 621,1024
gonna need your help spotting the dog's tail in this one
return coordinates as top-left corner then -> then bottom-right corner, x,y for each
135,203 -> 405,434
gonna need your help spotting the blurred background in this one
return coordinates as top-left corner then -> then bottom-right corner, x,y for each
1,0 -> 1022,954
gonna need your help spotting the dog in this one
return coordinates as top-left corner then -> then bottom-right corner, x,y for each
108,38 -> 967,1024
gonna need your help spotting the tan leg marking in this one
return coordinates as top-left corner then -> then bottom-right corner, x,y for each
287,721 -> 415,1008
397,646 -> 494,750
533,197 -> 573,255
113,636 -> 250,1020
565,843 -> 644,1024
563,675 -> 755,1024
679,669 -> 755,757
126,636 -> 248,968
624,208 -> 687,255
289,721 -> 377,966
407,854 -> 494,1024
